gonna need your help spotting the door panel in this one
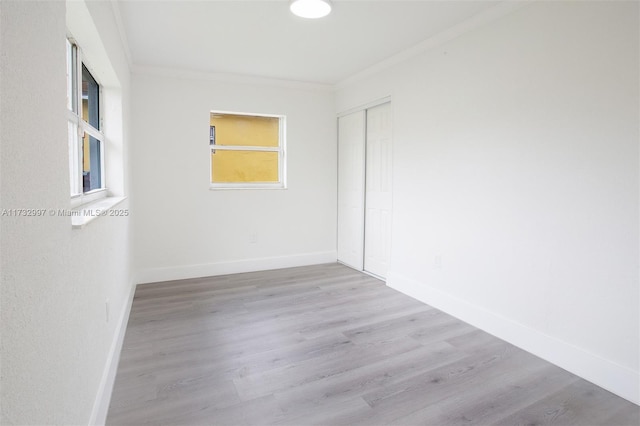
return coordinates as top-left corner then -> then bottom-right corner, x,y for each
364,102 -> 392,278
337,111 -> 366,270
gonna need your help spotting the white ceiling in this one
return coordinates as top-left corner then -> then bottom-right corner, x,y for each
115,0 -> 501,85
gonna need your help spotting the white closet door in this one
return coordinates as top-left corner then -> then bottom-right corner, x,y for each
364,102 -> 392,278
337,111 -> 366,270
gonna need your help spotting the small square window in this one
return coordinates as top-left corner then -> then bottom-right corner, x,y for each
209,112 -> 286,189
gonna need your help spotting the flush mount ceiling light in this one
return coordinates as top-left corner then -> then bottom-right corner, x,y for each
290,0 -> 332,19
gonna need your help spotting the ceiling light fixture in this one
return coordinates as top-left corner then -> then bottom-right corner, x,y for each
290,0 -> 332,19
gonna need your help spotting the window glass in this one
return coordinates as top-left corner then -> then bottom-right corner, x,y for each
82,64 -> 100,130
83,133 -> 102,192
213,114 -> 279,147
211,151 -> 279,183
210,112 -> 285,187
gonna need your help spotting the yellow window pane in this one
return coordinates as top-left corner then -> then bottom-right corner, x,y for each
210,113 -> 279,147
212,151 -> 279,183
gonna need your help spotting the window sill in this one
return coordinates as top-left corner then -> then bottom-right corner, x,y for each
71,196 -> 127,229
70,188 -> 109,209
209,183 -> 287,190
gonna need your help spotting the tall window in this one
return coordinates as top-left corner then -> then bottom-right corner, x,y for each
67,39 -> 105,200
210,112 -> 286,189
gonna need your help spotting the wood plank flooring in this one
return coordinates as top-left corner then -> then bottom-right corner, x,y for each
107,263 -> 639,425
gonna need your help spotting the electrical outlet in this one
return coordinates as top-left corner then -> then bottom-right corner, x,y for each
249,233 -> 258,244
105,299 -> 110,323
434,255 -> 442,270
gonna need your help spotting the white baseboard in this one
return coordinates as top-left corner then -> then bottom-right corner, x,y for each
135,251 -> 338,284
387,271 -> 640,406
88,283 -> 136,426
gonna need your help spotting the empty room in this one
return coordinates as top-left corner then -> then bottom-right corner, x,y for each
1,0 -> 638,425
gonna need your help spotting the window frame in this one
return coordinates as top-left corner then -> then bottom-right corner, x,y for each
67,38 -> 107,207
209,110 -> 287,190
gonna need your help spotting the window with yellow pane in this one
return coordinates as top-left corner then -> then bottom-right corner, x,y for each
210,112 -> 286,189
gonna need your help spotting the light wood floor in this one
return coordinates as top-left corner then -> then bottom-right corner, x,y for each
107,263 -> 639,425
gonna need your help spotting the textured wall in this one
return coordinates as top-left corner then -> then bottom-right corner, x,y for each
0,1 -> 132,424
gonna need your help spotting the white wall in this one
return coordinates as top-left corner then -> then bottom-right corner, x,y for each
132,71 -> 337,283
337,1 -> 639,403
0,1 -> 133,424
